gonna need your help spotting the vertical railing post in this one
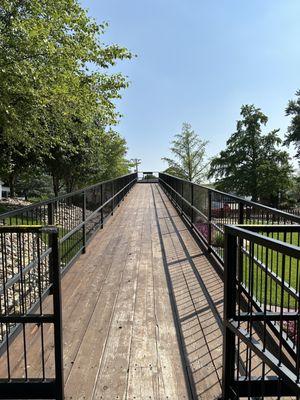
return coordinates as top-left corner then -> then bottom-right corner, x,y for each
208,190 -> 212,252
122,179 -> 126,201
100,184 -> 104,229
222,226 -> 237,400
48,202 -> 55,290
123,177 -> 132,200
51,229 -> 64,400
238,202 -> 244,225
82,190 -> 86,254
181,180 -> 183,215
48,202 -> 54,225
116,179 -> 120,207
238,202 -> 244,276
111,181 -> 114,216
191,183 -> 194,228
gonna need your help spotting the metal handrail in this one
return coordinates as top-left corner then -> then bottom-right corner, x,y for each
159,173 -> 300,398
58,177 -> 136,244
225,224 -> 300,258
0,173 -> 137,356
159,172 -> 300,267
0,226 -> 64,399
223,224 -> 300,398
0,172 -> 136,219
160,172 -> 300,224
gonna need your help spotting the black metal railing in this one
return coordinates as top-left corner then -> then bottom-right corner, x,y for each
0,226 -> 63,399
159,173 -> 300,399
1,171 -> 298,399
0,173 -> 136,349
159,173 -> 300,264
223,225 -> 300,399
0,173 -> 137,270
279,206 -> 300,217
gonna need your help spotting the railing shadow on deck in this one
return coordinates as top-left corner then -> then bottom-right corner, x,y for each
151,184 -> 224,400
158,173 -> 300,400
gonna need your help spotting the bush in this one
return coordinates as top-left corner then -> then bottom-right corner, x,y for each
213,232 -> 224,248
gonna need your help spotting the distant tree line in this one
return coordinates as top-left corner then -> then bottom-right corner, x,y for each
0,0 -> 133,199
163,91 -> 300,208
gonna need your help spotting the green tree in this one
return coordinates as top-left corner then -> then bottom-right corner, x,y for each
15,168 -> 53,201
0,0 -> 132,196
54,128 -> 131,191
209,105 -> 293,206
284,172 -> 300,207
96,130 -> 130,181
162,123 -> 209,182
285,89 -> 300,163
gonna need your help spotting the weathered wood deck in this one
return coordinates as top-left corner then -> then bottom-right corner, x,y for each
0,183 -> 224,399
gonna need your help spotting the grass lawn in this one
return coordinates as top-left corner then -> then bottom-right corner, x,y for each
243,231 -> 300,308
201,224 -> 299,308
59,227 -> 84,266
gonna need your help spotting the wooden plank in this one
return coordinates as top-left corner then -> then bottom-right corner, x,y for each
65,190 -> 143,399
91,190 -> 146,399
153,185 -> 223,399
0,183 -> 233,400
126,192 -> 160,399
0,191 -> 135,380
149,187 -> 191,399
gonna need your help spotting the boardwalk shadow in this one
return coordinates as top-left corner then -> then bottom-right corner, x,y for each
151,184 -> 224,400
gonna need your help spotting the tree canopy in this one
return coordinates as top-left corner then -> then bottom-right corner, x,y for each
0,0 -> 132,196
285,89 -> 300,163
162,123 -> 208,183
208,105 -> 293,206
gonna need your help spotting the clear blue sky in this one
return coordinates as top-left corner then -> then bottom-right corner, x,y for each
80,0 -> 300,172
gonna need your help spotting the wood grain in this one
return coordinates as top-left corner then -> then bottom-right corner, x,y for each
0,183 -> 229,399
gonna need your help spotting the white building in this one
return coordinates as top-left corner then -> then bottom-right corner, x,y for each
0,180 -> 10,200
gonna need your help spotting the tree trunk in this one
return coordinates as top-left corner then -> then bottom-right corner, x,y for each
52,174 -> 60,197
65,177 -> 75,193
9,173 -> 16,197
251,190 -> 258,203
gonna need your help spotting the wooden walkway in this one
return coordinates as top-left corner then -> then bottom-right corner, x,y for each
0,183 -> 224,399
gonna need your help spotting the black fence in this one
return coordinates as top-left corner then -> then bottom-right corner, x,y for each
0,172 -> 137,397
159,173 -> 300,399
1,172 -> 299,399
223,225 -> 300,399
0,226 -> 63,399
0,173 -> 137,272
159,173 -> 300,264
279,207 -> 300,217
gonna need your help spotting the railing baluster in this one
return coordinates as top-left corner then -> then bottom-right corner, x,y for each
158,172 -> 300,264
191,182 -> 194,228
222,227 -> 237,399
208,190 -> 212,252
100,184 -> 104,229
82,190 -> 86,254
158,172 -> 300,399
51,229 -> 64,400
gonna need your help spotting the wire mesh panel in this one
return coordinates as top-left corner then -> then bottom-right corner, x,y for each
223,225 -> 300,399
0,226 -> 63,399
